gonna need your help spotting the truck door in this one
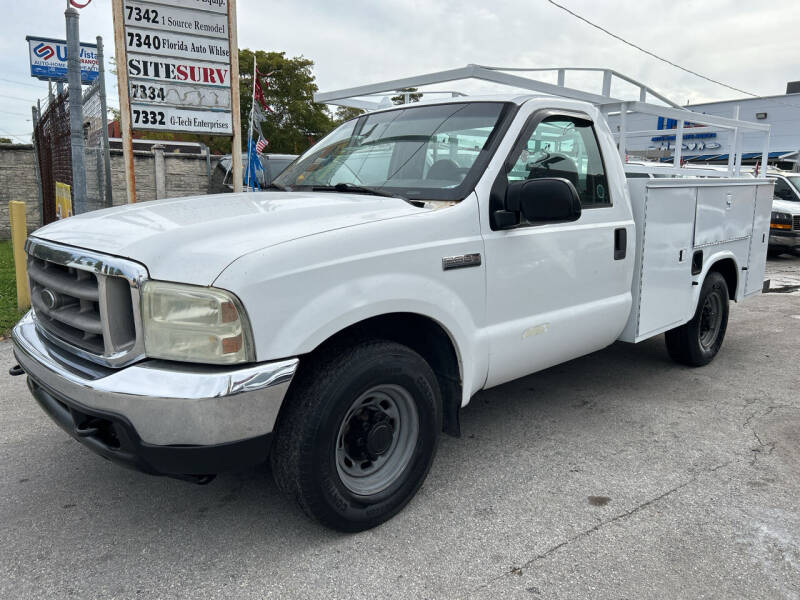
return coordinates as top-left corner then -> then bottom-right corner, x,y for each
481,112 -> 633,388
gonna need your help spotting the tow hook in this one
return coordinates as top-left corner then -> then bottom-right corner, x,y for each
9,364 -> 24,377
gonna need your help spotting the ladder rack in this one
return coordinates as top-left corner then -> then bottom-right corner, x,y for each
314,64 -> 771,178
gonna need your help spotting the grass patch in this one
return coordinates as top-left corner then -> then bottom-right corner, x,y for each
0,240 -> 25,337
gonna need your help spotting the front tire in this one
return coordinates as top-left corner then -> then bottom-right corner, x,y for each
665,271 -> 730,367
270,340 -> 441,532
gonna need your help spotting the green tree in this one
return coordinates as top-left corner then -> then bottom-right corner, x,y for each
334,105 -> 365,124
391,87 -> 422,105
0,137 -> 13,144
239,49 -> 335,154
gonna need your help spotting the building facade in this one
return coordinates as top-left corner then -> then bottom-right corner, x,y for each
611,83 -> 800,169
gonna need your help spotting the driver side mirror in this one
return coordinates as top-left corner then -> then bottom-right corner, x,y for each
495,178 -> 582,229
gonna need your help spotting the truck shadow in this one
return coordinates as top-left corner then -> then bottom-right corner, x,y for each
166,335 -> 676,524
22,333 -> 685,543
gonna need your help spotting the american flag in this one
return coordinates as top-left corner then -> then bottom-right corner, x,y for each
256,137 -> 268,154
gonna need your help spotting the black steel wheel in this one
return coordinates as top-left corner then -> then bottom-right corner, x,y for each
665,271 -> 730,367
270,339 -> 441,532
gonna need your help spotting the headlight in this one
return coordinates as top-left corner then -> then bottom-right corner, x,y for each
141,281 -> 254,365
771,211 -> 792,229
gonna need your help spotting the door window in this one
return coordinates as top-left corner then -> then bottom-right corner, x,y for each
509,116 -> 611,208
773,177 -> 799,201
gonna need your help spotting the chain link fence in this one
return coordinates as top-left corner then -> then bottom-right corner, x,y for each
33,93 -> 71,225
33,82 -> 111,225
81,80 -> 112,212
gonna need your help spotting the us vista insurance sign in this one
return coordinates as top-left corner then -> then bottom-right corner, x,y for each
122,0 -> 233,134
26,36 -> 99,83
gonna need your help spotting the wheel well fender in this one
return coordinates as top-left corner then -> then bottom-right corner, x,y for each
689,252 -> 739,320
298,313 -> 464,438
707,257 -> 738,300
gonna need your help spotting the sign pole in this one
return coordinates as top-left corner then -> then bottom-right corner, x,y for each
111,0 -> 136,203
228,0 -> 242,193
65,4 -> 87,213
95,36 -> 113,207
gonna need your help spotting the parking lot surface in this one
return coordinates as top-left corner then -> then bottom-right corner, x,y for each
1,257 -> 799,599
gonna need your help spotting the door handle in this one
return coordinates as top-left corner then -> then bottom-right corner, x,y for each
614,228 -> 627,260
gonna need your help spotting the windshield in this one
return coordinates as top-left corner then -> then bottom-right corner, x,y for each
786,176 -> 800,198
773,176 -> 800,202
273,102 -> 509,201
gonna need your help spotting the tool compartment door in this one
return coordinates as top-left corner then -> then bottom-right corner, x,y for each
635,184 -> 696,340
745,182 -> 774,296
694,183 -> 756,246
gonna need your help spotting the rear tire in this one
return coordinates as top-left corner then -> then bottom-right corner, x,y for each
270,340 -> 441,532
665,271 -> 729,367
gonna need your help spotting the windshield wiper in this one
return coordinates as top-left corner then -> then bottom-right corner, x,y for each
265,182 -> 291,191
312,183 -> 400,199
307,183 -> 426,207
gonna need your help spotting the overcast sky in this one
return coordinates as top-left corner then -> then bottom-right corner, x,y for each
1,0 -> 798,142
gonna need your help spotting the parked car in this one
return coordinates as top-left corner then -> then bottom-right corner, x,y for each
10,77 -> 773,532
766,171 -> 800,256
213,152 -> 297,191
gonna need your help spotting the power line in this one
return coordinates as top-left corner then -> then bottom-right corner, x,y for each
0,109 -> 30,118
0,128 -> 30,144
0,93 -> 36,102
545,0 -> 759,98
0,77 -> 45,89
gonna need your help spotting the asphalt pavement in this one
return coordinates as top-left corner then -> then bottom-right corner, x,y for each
1,257 -> 799,599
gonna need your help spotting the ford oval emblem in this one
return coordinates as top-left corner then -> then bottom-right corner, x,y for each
41,288 -> 57,310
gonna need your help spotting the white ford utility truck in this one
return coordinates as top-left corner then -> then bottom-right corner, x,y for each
10,66 -> 774,531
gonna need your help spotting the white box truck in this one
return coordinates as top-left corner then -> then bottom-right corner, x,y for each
10,66 -> 773,531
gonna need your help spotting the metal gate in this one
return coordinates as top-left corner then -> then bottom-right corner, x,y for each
33,93 -> 72,225
32,81 -> 112,225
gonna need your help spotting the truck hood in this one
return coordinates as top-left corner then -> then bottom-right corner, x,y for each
33,192 -> 425,285
772,199 -> 800,214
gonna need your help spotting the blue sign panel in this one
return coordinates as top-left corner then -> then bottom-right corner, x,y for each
650,115 -> 721,152
26,36 -> 99,83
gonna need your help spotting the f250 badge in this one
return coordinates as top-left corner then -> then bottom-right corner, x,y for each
442,253 -> 482,270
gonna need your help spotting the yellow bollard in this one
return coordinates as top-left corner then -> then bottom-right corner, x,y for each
9,201 -> 30,310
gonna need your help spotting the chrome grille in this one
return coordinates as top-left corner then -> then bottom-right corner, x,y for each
794,215 -> 800,231
26,238 -> 148,368
28,257 -> 105,354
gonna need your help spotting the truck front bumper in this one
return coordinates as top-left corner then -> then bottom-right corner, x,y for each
11,312 -> 298,478
769,229 -> 800,252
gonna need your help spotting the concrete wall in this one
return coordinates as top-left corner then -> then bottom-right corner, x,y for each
0,145 -> 42,239
0,143 -> 220,238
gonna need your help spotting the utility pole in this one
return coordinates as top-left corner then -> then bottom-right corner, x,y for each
65,3 -> 87,213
